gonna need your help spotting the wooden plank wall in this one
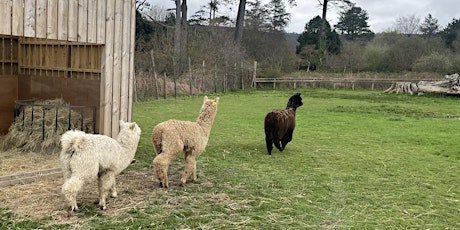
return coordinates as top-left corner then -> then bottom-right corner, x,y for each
0,36 -> 19,134
19,37 -> 102,80
0,0 -> 136,137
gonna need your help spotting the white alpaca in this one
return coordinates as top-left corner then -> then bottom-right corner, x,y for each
152,96 -> 219,188
60,120 -> 141,211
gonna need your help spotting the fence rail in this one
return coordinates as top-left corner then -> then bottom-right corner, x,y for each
252,78 -> 437,91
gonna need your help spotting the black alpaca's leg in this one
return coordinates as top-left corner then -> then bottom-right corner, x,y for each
273,136 -> 283,152
265,134 -> 274,155
281,129 -> 293,150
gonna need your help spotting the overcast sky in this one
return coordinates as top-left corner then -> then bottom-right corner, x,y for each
148,0 -> 460,33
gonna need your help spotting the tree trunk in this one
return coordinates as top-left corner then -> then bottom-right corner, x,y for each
174,0 -> 181,75
384,73 -> 460,95
318,0 -> 328,71
173,0 -> 188,76
180,0 -> 188,75
234,0 -> 246,46
417,73 -> 460,94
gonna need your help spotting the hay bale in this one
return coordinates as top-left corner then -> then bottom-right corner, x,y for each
1,99 -> 94,154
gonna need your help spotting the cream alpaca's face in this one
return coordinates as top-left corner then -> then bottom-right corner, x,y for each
203,96 -> 219,107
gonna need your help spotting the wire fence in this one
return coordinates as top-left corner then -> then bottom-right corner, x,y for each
135,54 -> 442,100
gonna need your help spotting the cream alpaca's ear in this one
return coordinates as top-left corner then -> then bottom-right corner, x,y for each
203,95 -> 208,101
212,97 -> 219,106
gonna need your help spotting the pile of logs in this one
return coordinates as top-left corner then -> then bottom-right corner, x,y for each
384,73 -> 460,95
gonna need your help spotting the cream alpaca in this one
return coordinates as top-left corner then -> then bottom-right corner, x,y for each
152,96 -> 219,188
60,120 -> 141,211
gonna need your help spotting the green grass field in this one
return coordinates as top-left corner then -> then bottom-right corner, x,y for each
2,89 -> 459,229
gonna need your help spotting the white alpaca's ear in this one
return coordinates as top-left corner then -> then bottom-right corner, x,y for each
120,120 -> 125,127
204,95 -> 208,101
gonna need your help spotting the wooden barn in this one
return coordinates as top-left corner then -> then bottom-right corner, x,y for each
0,0 -> 136,137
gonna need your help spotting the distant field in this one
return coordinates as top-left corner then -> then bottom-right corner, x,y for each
2,89 -> 459,229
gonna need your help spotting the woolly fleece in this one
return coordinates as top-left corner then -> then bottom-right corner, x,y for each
60,120 -> 141,211
152,96 -> 219,188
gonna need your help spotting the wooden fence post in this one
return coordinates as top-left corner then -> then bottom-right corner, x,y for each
188,57 -> 192,96
214,64 -> 217,93
233,62 -> 237,90
224,73 -> 227,93
241,61 -> 244,90
201,60 -> 206,93
251,61 -> 257,88
172,56 -> 177,98
163,72 -> 167,99
151,51 -> 159,100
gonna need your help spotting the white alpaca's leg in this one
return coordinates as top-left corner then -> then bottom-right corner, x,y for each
62,177 -> 84,211
110,180 -> 118,198
181,153 -> 197,186
98,171 -> 115,210
153,154 -> 171,188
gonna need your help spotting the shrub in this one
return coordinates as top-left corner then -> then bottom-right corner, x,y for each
412,52 -> 454,73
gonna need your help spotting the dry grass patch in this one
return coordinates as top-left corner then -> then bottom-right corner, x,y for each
0,150 -> 60,176
0,169 -> 158,222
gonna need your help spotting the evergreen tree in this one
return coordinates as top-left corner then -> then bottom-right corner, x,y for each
335,6 -> 374,41
296,16 -> 341,70
267,0 -> 290,31
440,18 -> 460,50
245,0 -> 270,31
419,14 -> 439,39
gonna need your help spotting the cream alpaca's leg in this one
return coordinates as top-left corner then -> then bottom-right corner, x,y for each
153,154 -> 171,188
181,153 -> 197,186
98,171 -> 115,210
62,177 -> 84,211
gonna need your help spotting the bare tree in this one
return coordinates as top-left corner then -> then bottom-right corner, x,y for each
144,4 -> 169,22
394,14 -> 421,35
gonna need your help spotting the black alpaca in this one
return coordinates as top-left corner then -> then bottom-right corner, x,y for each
264,93 -> 303,155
